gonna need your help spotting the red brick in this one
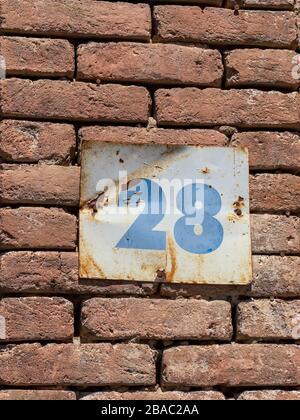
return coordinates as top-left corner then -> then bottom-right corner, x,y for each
0,0 -> 151,41
79,126 -> 227,147
77,43 -> 223,87
232,131 -> 300,171
0,37 -> 74,78
81,390 -> 225,400
155,88 -> 300,128
250,256 -> 300,298
0,79 -> 151,123
0,120 -> 76,164
162,345 -> 300,387
225,49 -> 300,89
251,214 -> 300,254
0,390 -> 76,400
154,6 -> 297,48
0,252 -> 158,296
0,343 -> 156,386
0,207 -> 77,250
0,297 -> 73,342
237,300 -> 300,341
164,0 -> 222,4
81,298 -> 232,341
226,0 -> 295,10
238,391 -> 300,401
0,165 -> 80,206
250,174 -> 300,213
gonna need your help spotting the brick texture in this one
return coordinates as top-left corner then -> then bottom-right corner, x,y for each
250,174 -> 300,213
225,49 -> 300,89
0,37 -> 74,78
0,343 -> 156,386
251,215 -> 300,254
81,298 -> 232,341
0,390 -> 76,401
79,126 -> 228,147
81,390 -> 225,400
232,131 -> 300,171
0,120 -> 76,164
0,207 -> 77,250
77,43 -> 223,86
0,0 -> 151,40
226,0 -> 295,10
0,297 -> 73,342
0,79 -> 151,123
155,88 -> 300,128
162,345 -> 300,387
237,299 -> 300,341
238,391 -> 300,401
0,0 -> 299,401
154,7 -> 297,48
0,165 -> 80,206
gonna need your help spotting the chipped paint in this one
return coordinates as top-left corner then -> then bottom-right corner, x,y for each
80,143 -> 252,285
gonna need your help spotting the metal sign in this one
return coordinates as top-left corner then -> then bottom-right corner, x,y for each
80,142 -> 252,285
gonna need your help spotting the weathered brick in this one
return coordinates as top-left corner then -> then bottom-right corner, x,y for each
0,297 -> 73,342
160,256 -> 300,299
226,0 -> 295,10
250,174 -> 300,213
0,252 -> 158,296
251,256 -> 300,298
154,6 -> 297,48
0,208 -> 77,250
0,165 -> 80,206
162,345 -> 300,387
0,37 -> 74,78
77,43 -> 223,87
0,343 -> 156,386
81,390 -> 225,401
238,391 -> 300,401
79,126 -> 227,147
0,390 -> 76,400
0,120 -> 76,164
0,0 -> 151,41
155,88 -> 300,128
81,298 -> 232,341
162,0 -> 222,4
0,79 -> 151,123
232,131 -> 300,171
251,214 -> 300,254
237,300 -> 300,341
225,49 -> 300,89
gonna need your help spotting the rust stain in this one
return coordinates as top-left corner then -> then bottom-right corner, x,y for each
80,254 -> 105,279
233,196 -> 245,209
201,167 -> 210,174
232,195 -> 245,218
80,188 -> 109,214
166,236 -> 177,283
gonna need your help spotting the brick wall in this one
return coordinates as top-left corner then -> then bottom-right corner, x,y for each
0,0 -> 299,401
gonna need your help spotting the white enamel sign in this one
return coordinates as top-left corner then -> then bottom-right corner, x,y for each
80,142 -> 252,285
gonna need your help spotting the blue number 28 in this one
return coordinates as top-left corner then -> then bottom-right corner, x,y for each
116,179 -> 223,254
